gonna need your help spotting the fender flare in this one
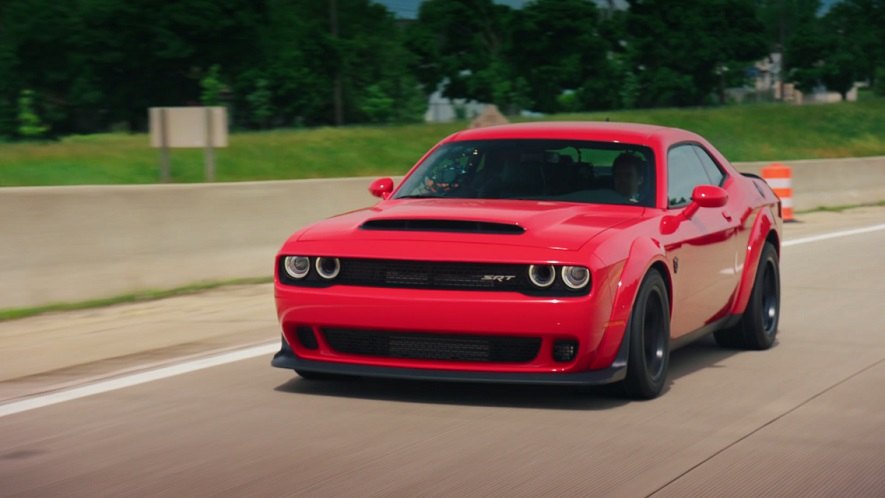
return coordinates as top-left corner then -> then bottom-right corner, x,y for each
730,206 -> 777,316
588,236 -> 670,370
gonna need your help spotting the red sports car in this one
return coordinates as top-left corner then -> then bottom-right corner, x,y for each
272,122 -> 782,398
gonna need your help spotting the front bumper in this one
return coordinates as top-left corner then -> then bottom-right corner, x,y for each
272,334 -> 629,386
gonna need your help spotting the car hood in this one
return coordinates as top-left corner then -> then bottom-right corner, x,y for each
295,198 -> 642,252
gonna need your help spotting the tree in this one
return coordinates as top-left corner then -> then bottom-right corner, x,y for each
359,84 -> 395,123
784,17 -> 827,93
17,89 -> 49,138
246,78 -> 274,128
785,0 -> 882,99
820,51 -> 857,100
406,0 -> 514,104
626,0 -> 768,107
200,65 -> 225,106
755,0 -> 820,96
819,0 -> 884,96
0,19 -> 17,138
252,0 -> 421,127
508,0 -> 615,112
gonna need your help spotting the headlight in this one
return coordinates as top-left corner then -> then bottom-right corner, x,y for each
315,257 -> 341,279
283,256 -> 311,279
561,266 -> 590,290
528,264 -> 556,288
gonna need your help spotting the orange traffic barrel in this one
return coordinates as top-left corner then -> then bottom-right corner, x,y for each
761,163 -> 795,222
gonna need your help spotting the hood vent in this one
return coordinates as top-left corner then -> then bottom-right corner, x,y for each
360,219 -> 525,235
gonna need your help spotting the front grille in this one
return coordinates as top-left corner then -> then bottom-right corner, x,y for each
323,328 -> 541,363
278,257 -> 590,296
342,259 -> 525,291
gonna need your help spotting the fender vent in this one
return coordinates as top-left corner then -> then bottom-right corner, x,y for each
361,219 -> 524,234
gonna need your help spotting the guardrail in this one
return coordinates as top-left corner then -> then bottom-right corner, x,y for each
1,157 -> 883,309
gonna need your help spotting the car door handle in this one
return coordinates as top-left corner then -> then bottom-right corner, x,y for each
722,211 -> 733,222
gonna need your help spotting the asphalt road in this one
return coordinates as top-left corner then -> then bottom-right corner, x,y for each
1,206 -> 884,497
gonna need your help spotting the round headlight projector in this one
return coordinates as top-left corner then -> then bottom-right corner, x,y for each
528,264 -> 556,288
315,257 -> 341,280
561,266 -> 590,289
283,256 -> 310,279
527,264 -> 590,290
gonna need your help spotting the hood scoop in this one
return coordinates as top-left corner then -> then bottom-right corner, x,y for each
360,219 -> 525,235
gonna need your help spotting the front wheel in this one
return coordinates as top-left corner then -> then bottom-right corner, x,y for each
714,242 -> 780,350
620,270 -> 671,399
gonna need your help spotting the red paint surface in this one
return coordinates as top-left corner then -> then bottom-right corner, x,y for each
275,122 -> 782,375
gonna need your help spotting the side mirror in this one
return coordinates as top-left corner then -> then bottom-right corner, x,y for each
679,185 -> 728,220
369,177 -> 394,199
662,185 -> 729,234
692,184 -> 728,208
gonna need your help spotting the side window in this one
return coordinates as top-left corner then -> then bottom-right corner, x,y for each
692,146 -> 725,186
667,145 -> 712,207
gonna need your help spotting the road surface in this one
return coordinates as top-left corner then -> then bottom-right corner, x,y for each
1,206 -> 884,497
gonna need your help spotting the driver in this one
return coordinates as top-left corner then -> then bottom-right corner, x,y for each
612,152 -> 646,203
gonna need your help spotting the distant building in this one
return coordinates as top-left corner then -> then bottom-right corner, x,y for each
729,52 -> 858,104
424,79 -> 487,123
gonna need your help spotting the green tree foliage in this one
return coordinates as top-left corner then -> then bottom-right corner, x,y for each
626,0 -> 768,107
508,0 -> 616,112
17,89 -> 49,138
0,21 -> 17,139
755,0 -> 820,74
200,65 -> 226,106
785,10 -> 828,93
1,0 -> 262,132
246,78 -> 274,128
819,0 -> 884,98
249,0 -> 419,126
876,67 -> 885,96
406,0 -> 513,103
785,0 -> 883,99
360,84 -> 395,123
2,0 -> 881,137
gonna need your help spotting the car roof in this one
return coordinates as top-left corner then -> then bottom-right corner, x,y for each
446,121 -> 697,146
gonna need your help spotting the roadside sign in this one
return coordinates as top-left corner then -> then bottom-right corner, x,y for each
149,107 -> 228,182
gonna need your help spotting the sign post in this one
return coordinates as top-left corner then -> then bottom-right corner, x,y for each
149,107 -> 228,182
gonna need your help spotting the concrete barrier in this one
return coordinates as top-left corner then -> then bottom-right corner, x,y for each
1,156 -> 883,310
0,178 -> 384,309
736,157 -> 885,212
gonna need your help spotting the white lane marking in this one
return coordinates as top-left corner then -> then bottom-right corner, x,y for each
2,221 -> 884,418
783,223 -> 885,247
0,342 -> 278,418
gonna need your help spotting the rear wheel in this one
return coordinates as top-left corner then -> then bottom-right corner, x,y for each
715,242 -> 780,350
620,270 -> 671,399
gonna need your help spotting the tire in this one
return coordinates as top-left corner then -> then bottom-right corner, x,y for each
620,270 -> 671,399
714,242 -> 780,350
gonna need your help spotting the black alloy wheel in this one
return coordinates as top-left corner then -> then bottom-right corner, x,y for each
714,241 -> 780,350
621,270 -> 671,399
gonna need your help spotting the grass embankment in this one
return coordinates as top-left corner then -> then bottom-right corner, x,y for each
1,98 -> 883,187
0,277 -> 271,322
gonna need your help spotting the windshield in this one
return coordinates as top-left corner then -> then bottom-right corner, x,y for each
394,139 -> 656,207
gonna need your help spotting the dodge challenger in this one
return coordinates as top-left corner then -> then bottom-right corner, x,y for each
272,122 -> 782,399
